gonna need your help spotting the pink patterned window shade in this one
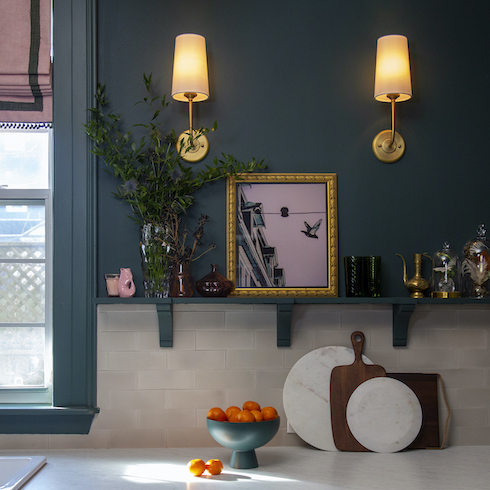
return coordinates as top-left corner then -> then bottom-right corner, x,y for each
0,0 -> 52,123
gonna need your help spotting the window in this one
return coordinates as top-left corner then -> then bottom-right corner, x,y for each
0,127 -> 52,404
0,0 -> 98,435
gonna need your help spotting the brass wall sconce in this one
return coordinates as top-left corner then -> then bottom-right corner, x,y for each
373,34 -> 412,163
171,33 -> 210,162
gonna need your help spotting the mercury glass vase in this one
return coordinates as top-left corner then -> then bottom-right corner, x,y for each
140,222 -> 172,298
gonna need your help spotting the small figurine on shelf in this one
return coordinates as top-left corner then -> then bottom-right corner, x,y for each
431,242 -> 461,298
118,268 -> 136,298
461,224 -> 490,299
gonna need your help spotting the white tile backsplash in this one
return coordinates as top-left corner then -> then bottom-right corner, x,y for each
167,389 -> 226,409
0,434 -> 49,450
225,349 -> 284,369
98,331 -> 138,352
224,308 -> 276,330
292,304 -> 342,330
458,349 -> 490,368
196,329 -> 254,350
194,369 -> 255,389
456,388 -> 490,408
7,303 -> 490,449
110,389 -> 167,409
173,310 -> 225,330
138,369 -> 195,390
108,351 -> 167,371
136,408 -> 196,429
167,350 -> 226,370
92,408 -> 138,430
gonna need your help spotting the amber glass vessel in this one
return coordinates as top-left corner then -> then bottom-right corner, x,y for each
195,264 -> 234,297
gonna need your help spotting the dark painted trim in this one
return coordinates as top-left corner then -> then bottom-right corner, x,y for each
0,0 -> 99,434
0,407 -> 99,434
52,0 -> 98,408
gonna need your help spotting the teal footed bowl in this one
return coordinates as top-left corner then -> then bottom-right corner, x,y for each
207,417 -> 280,469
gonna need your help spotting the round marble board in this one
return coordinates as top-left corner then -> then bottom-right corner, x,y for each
346,376 -> 423,453
283,345 -> 373,451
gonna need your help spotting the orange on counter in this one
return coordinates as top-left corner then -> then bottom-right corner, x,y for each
261,406 -> 279,421
207,407 -> 227,422
187,459 -> 206,476
237,409 -> 255,423
205,459 -> 223,475
243,401 -> 261,411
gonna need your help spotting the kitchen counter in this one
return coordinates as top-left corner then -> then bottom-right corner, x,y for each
3,446 -> 490,490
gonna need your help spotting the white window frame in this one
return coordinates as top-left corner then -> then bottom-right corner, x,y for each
0,131 -> 53,405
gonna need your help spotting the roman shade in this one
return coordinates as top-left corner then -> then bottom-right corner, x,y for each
0,0 -> 52,124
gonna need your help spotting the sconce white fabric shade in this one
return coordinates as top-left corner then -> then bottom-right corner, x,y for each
172,33 -> 209,102
374,35 -> 412,102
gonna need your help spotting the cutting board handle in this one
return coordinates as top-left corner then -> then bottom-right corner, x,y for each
351,331 -> 365,363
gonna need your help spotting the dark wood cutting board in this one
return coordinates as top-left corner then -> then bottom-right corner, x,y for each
387,373 -> 440,449
330,331 -> 386,451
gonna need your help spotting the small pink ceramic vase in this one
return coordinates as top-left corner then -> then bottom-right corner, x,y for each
118,267 -> 136,298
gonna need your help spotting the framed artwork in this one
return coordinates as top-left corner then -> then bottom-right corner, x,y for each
226,173 -> 338,297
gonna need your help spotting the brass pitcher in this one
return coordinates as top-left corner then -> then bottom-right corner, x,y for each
396,253 -> 432,298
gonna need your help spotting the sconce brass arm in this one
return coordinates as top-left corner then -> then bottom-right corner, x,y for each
184,92 -> 197,131
372,93 -> 405,163
388,93 -> 400,147
177,92 -> 209,162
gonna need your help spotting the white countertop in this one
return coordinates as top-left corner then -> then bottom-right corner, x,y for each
3,446 -> 490,490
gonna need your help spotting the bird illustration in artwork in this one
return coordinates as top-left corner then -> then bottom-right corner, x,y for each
301,219 -> 322,238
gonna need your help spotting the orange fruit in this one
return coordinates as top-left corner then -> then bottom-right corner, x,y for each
205,459 -> 223,475
243,401 -> 261,411
207,407 -> 227,422
261,406 -> 279,421
225,406 -> 241,420
187,459 -> 206,476
250,409 -> 263,422
228,411 -> 239,423
237,409 -> 255,423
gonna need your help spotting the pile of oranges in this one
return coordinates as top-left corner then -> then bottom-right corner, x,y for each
207,401 -> 279,423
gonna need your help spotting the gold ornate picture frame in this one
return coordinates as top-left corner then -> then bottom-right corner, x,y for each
226,173 -> 338,297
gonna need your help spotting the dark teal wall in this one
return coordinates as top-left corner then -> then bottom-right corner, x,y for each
96,0 -> 490,297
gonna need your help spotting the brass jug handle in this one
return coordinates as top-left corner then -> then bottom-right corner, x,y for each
422,252 -> 434,267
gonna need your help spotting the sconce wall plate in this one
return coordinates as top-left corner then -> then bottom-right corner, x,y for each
176,129 -> 209,163
372,129 -> 405,163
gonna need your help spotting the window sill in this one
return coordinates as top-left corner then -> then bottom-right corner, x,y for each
0,406 -> 99,434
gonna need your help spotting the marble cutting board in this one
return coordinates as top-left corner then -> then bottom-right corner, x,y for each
346,376 -> 423,453
283,345 -> 373,451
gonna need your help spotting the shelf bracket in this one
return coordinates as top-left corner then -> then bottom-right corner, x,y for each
156,303 -> 173,347
392,303 -> 416,347
277,303 -> 294,347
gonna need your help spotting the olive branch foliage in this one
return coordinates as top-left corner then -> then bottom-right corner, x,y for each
84,73 -> 264,262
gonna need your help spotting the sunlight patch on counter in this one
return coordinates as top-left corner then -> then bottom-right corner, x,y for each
122,462 -> 298,485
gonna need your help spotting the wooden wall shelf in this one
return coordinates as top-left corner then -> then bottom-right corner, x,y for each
94,297 -> 490,348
